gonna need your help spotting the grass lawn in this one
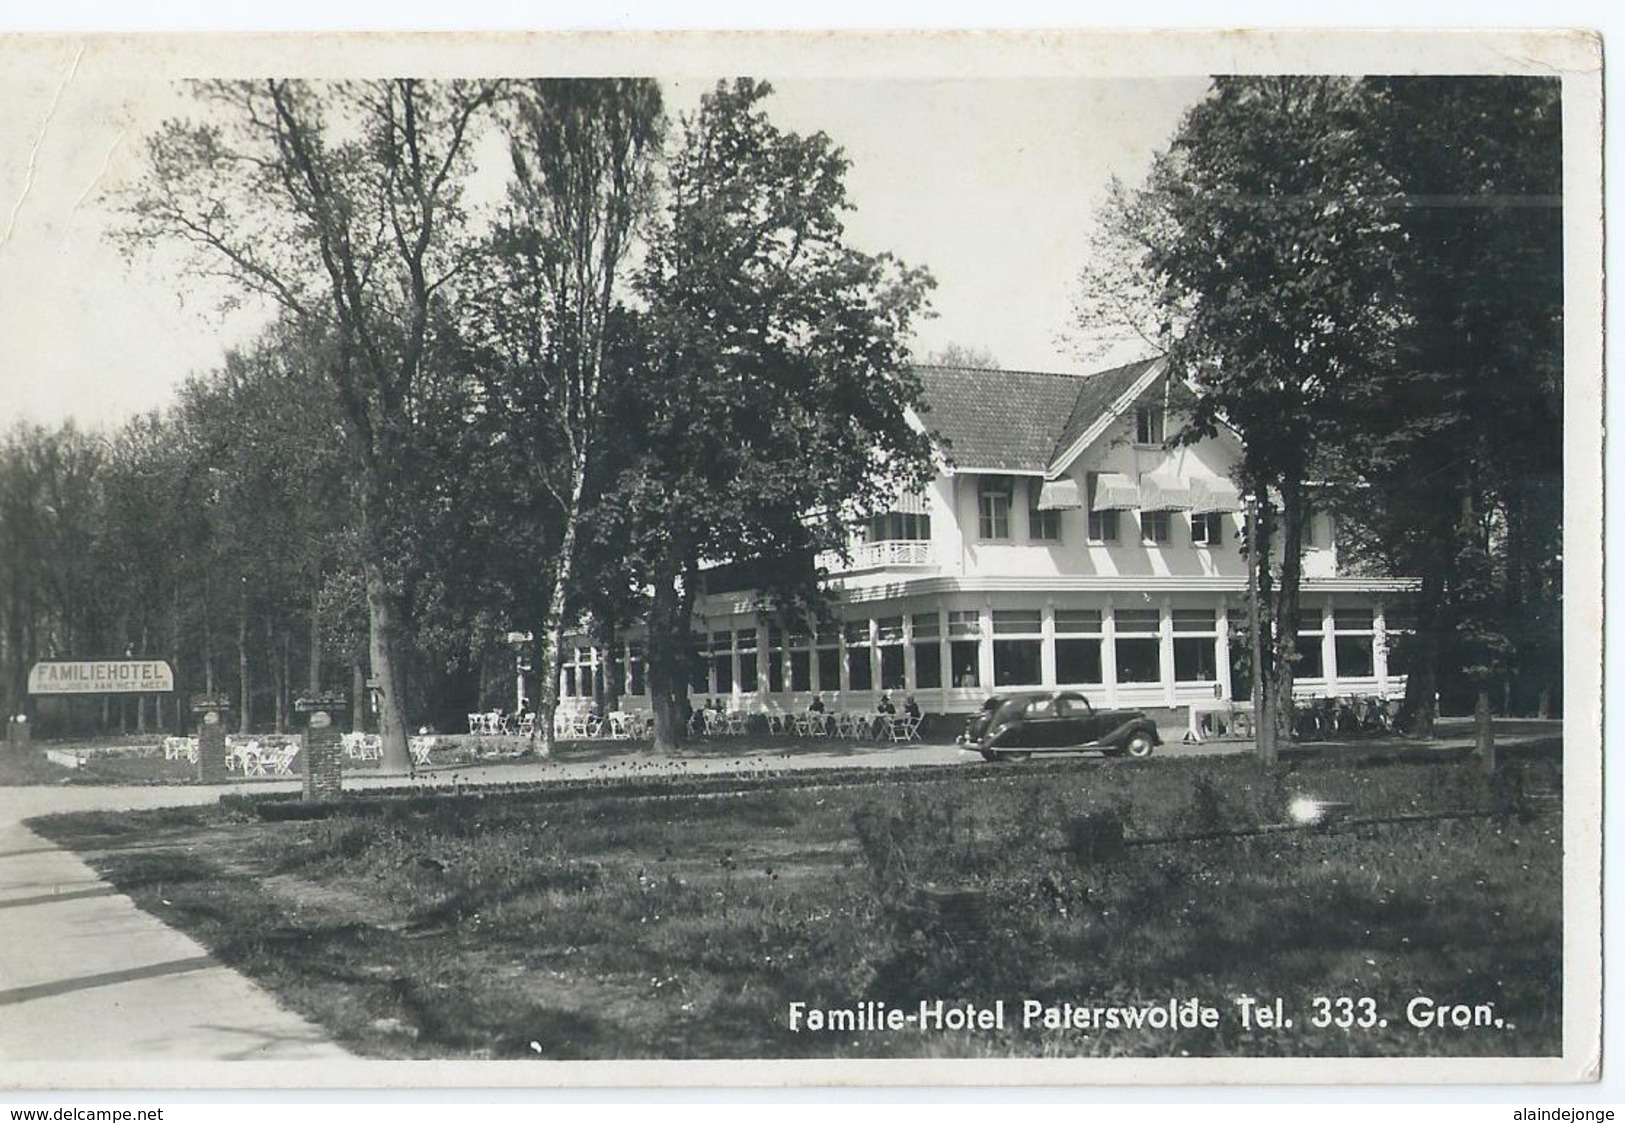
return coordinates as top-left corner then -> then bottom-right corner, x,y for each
31,742 -> 1562,1060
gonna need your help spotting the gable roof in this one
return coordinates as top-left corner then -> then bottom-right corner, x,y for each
1050,357 -> 1166,465
912,357 -> 1165,476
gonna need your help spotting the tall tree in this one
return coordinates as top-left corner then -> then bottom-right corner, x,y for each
471,78 -> 665,755
616,80 -> 937,751
1136,77 -> 1405,764
116,79 -> 502,773
1326,76 -> 1563,751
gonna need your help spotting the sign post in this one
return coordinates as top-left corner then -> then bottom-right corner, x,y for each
295,692 -> 348,802
190,693 -> 233,784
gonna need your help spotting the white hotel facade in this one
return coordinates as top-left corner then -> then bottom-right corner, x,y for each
554,359 -> 1413,716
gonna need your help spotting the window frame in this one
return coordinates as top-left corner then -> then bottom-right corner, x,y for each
1190,511 -> 1224,547
1140,509 -> 1172,545
977,476 -> 1013,540
1134,404 -> 1165,446
1027,481 -> 1062,542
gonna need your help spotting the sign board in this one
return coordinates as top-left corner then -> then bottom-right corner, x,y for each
294,692 -> 349,714
190,693 -> 234,714
28,660 -> 174,695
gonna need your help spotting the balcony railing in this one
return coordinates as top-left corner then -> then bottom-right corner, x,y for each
839,539 -> 936,571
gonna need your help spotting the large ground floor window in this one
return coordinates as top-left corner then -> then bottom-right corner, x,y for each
554,594 -> 1404,705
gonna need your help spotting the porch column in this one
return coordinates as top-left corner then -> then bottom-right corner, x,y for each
1320,601 -> 1338,692
1159,597 -> 1176,707
1101,596 -> 1118,707
978,603 -> 994,690
1040,603 -> 1058,687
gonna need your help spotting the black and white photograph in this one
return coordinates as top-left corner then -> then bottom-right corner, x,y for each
0,29 -> 1602,1091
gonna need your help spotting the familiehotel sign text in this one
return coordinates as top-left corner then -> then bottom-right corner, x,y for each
28,660 -> 175,694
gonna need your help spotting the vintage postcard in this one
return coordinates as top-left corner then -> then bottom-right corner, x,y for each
0,29 -> 1602,1092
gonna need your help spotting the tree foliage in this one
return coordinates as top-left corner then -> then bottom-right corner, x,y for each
609,79 -> 938,749
1077,75 -> 1564,760
117,79 -> 503,771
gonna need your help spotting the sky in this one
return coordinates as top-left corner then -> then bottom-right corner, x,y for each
0,53 -> 1207,432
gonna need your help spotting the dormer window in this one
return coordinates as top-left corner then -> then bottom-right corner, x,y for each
1135,404 -> 1165,446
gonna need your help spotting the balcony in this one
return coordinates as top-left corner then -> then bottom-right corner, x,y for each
825,539 -> 937,573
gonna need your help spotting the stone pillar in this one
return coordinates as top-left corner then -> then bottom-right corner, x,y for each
303,710 -> 342,802
196,708 -> 229,784
6,715 -> 30,749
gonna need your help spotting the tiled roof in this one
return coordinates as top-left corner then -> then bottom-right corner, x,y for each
913,358 -> 1162,474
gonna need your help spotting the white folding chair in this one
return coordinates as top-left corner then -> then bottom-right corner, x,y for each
240,741 -> 265,777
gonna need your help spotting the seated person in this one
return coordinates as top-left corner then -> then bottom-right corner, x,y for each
807,693 -> 826,714
876,693 -> 896,716
902,695 -> 921,720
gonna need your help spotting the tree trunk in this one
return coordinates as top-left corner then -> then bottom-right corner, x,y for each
237,580 -> 251,734
362,557 -> 412,774
599,617 -> 621,714
646,559 -> 689,754
1536,686 -> 1551,721
535,451 -> 592,761
203,569 -> 215,696
1246,492 -> 1279,767
171,583 -> 182,733
274,621 -> 289,734
352,657 -> 366,733
1475,688 -> 1496,772
1399,568 -> 1442,738
136,626 -> 149,734
1273,478 -> 1307,750
308,584 -> 323,695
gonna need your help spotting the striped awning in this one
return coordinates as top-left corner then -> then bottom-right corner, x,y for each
1190,477 -> 1244,514
1090,472 -> 1141,512
1140,473 -> 1194,511
1036,477 -> 1083,511
884,487 -> 932,515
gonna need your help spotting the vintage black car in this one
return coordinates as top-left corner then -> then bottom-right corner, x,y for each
957,690 -> 1161,762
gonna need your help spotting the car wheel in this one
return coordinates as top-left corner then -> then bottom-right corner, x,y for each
996,751 -> 1031,762
979,749 -> 998,762
1123,733 -> 1154,759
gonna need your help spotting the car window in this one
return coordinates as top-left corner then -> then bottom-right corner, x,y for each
1024,698 -> 1055,718
1060,692 -> 1094,715
1053,697 -> 1074,718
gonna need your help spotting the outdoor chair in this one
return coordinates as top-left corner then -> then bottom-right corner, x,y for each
724,711 -> 747,735
268,744 -> 299,776
236,740 -> 265,777
409,736 -> 436,766
607,712 -> 634,740
888,715 -> 922,743
515,712 -> 537,737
